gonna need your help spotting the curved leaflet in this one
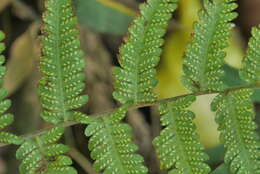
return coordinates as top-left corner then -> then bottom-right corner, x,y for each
240,25 -> 260,84
113,0 -> 178,104
211,89 -> 260,174
16,127 -> 76,174
153,96 -> 211,174
40,0 -> 88,123
85,105 -> 148,174
182,0 -> 238,92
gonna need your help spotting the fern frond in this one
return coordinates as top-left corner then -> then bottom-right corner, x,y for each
16,126 -> 77,174
40,0 -> 88,123
153,95 -> 211,174
85,105 -> 148,174
182,0 -> 238,92
211,89 -> 260,174
240,25 -> 260,84
113,0 -> 178,104
0,31 -> 22,145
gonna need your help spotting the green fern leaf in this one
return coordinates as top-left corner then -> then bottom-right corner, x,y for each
85,105 -> 148,174
153,95 -> 211,174
182,0 -> 238,92
240,25 -> 260,84
0,31 -> 22,145
40,0 -> 88,123
113,0 -> 178,104
211,89 -> 260,174
16,126 -> 77,174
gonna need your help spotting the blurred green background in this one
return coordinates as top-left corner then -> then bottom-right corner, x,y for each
0,0 -> 259,173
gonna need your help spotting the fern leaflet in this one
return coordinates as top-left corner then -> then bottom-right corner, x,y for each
182,0 -> 238,92
211,89 -> 260,174
16,126 -> 76,174
0,31 -> 22,145
113,0 -> 178,104
153,95 -> 211,174
240,25 -> 260,84
84,105 -> 148,174
40,0 -> 88,123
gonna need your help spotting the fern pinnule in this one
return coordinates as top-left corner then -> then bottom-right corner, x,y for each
84,105 -> 148,174
240,25 -> 260,84
40,0 -> 88,123
113,0 -> 178,105
182,0 -> 238,92
153,95 -> 211,174
211,89 -> 260,174
0,31 -> 22,145
16,126 -> 76,174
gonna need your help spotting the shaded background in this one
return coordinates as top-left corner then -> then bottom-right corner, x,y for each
0,0 -> 260,173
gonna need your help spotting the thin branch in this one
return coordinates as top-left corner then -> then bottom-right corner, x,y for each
0,84 -> 260,148
69,148 -> 99,174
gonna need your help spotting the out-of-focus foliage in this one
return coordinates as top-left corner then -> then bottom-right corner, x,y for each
0,31 -> 23,146
0,0 -> 11,12
3,23 -> 39,95
76,0 -> 135,35
211,164 -> 229,174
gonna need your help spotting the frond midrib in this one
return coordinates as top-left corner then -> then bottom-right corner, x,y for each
166,105 -> 193,173
226,94 -> 256,172
102,118 -> 126,174
51,1 -> 68,121
35,136 -> 49,169
131,1 -> 160,103
197,1 -> 221,89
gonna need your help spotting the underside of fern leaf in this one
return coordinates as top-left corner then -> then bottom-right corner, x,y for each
211,89 -> 260,174
16,127 -> 76,174
153,96 -> 211,174
84,105 -> 148,174
0,31 -> 22,145
113,0 -> 178,104
182,0 -> 238,92
240,25 -> 260,84
40,0 -> 88,123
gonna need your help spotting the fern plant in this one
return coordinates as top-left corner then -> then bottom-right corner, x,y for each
84,105 -> 148,174
180,0 -> 260,173
113,0 -> 178,104
0,31 -> 22,145
182,0 -> 238,92
153,95 -> 211,173
211,89 -> 260,174
40,0 -> 88,124
12,0 -> 89,172
0,0 -> 259,173
16,127 -> 76,174
240,25 -> 260,84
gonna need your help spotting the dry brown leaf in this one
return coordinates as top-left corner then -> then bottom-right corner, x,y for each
12,0 -> 37,20
0,0 -> 11,12
3,22 -> 40,95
